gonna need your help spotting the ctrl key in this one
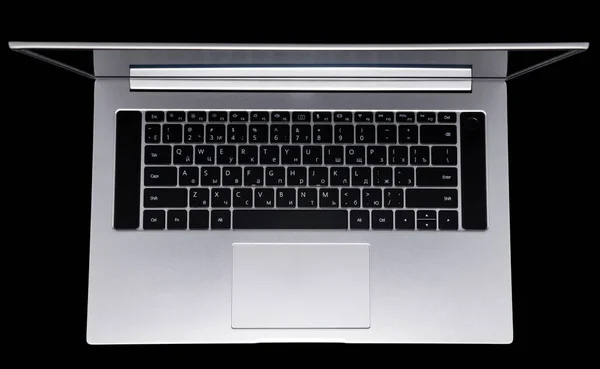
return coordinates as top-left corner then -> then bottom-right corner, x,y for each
143,210 -> 165,230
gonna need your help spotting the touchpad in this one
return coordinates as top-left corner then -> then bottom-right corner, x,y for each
232,243 -> 370,329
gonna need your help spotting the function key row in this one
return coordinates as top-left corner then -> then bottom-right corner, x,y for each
144,111 -> 458,123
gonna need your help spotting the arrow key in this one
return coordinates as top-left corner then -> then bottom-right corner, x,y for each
395,210 -> 415,230
438,210 -> 458,230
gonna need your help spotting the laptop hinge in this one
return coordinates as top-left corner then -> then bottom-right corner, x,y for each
129,66 -> 472,92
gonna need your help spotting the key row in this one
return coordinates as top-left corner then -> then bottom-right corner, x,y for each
145,123 -> 456,144
145,145 -> 457,166
145,166 -> 457,187
143,209 -> 459,230
143,187 -> 458,209
145,111 -> 458,124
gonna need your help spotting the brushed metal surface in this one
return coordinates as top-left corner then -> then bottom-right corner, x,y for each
87,79 -> 513,344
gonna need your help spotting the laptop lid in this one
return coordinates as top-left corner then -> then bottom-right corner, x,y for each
8,42 -> 589,91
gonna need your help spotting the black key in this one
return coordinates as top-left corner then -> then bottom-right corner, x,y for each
173,145 -> 194,164
356,125 -> 375,143
362,189 -> 382,208
394,167 -> 415,186
354,112 -> 373,123
330,167 -> 350,186
209,111 -> 227,122
114,111 -> 142,230
223,167 -> 243,186
417,112 -> 436,123
367,146 -> 387,165
270,125 -> 290,143
420,125 -> 457,144
244,167 -> 263,186
342,189 -> 361,207
206,124 -> 226,143
375,111 -> 394,123
260,146 -> 279,164
439,210 -> 459,230
406,189 -> 458,208
144,210 -> 165,230
238,146 -> 259,165
333,111 -> 352,122
372,210 -> 393,229
309,167 -> 328,186
184,124 -> 204,143
145,111 -> 164,122
255,188 -> 275,207
163,124 -> 183,143
395,210 -> 415,230
319,188 -> 339,208
389,146 -> 408,165
201,167 -> 220,186
249,125 -> 269,143
211,210 -> 231,229
350,210 -> 370,230
346,146 -> 365,165
145,124 -> 161,143
167,111 -> 185,122
432,146 -> 458,166
145,167 -> 177,186
313,125 -> 333,143
417,211 -> 436,221
217,145 -> 236,165
233,188 -> 253,208
187,111 -> 207,122
438,112 -> 457,123
292,125 -> 311,143
417,168 -> 458,187
233,210 -> 348,229
292,111 -> 311,123
211,188 -> 231,207
384,189 -> 403,208
398,125 -> 418,144
276,189 -> 296,208
250,111 -> 269,122
227,124 -> 247,143
281,146 -> 302,165
287,167 -> 307,186
190,188 -> 209,207
461,111 -> 488,230
352,167 -> 371,186
179,166 -> 199,186
145,145 -> 172,165
144,188 -> 187,208
195,145 -> 215,164
410,146 -> 430,165
417,220 -> 436,230
266,167 -> 285,186
189,210 -> 209,229
167,210 -> 187,230
313,112 -> 332,122
377,125 -> 397,143
298,189 -> 318,207
324,146 -> 344,165
373,167 -> 393,186
396,112 -> 415,123
303,146 -> 322,165
334,125 -> 354,143
229,111 -> 249,122
271,111 -> 290,122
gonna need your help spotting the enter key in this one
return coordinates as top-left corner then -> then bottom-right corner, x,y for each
416,168 -> 458,187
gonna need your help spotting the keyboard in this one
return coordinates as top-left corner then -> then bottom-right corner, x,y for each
113,110 -> 488,231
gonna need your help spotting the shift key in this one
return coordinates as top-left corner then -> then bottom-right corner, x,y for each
144,188 -> 188,208
406,189 -> 458,208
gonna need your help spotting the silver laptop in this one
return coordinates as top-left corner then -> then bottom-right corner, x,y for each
9,42 -> 588,344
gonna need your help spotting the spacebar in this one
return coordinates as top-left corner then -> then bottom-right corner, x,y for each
233,210 -> 348,229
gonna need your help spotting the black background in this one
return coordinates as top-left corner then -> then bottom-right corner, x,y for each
5,13 -> 594,360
